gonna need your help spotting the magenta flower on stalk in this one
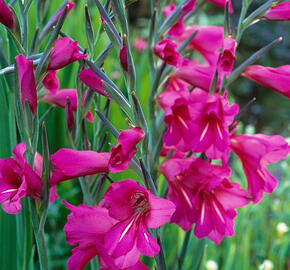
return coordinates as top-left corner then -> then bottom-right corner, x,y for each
108,127 -> 144,173
242,65 -> 290,98
48,37 -> 87,70
0,0 -> 14,29
173,60 -> 221,91
153,39 -> 183,67
50,127 -> 144,184
180,26 -> 224,65
157,88 -> 198,152
262,1 -> 290,21
63,201 -> 150,270
15,55 -> 38,116
217,36 -> 237,77
230,134 -> 290,203
0,143 -> 42,214
101,180 -> 176,268
160,158 -> 250,244
78,68 -> 111,99
190,89 -> 239,159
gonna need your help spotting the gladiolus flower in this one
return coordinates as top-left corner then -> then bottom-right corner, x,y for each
153,39 -> 183,67
78,68 -> 110,99
230,134 -> 290,203
50,128 -> 144,184
180,26 -> 224,65
0,143 -> 42,214
173,60 -> 221,91
217,36 -> 237,77
190,89 -> 239,159
65,98 -> 75,131
48,37 -> 87,70
262,2 -> 290,21
160,158 -> 250,244
108,127 -> 145,173
43,71 -> 59,94
242,65 -> 290,98
157,88 -> 198,152
15,55 -> 38,116
64,201 -> 150,270
102,180 -> 175,268
0,0 -> 14,29
205,0 -> 233,13
50,149 -> 111,184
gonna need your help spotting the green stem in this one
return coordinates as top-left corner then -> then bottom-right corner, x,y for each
178,229 -> 192,270
29,200 -> 49,270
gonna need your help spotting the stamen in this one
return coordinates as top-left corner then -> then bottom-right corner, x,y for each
180,187 -> 193,208
212,201 -> 225,223
119,218 -> 135,242
257,169 -> 266,181
216,123 -> 223,139
200,122 -> 209,141
177,115 -> 188,129
1,188 -> 17,194
201,202 -> 205,224
144,233 -> 149,242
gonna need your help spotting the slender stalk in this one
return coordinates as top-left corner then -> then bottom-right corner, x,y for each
178,229 -> 192,270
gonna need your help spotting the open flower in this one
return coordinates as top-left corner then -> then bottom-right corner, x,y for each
231,134 -> 290,203
48,37 -> 87,70
102,180 -> 175,268
160,158 -> 250,244
0,143 -> 42,214
190,89 -> 239,159
242,65 -> 290,98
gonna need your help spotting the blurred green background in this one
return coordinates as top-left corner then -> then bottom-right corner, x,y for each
0,0 -> 289,269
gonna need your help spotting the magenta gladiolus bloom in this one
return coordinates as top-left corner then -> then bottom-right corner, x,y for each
42,89 -> 77,110
48,37 -> 87,70
158,88 -> 198,152
262,1 -> 290,21
102,180 -> 175,268
180,26 -> 224,65
217,36 -> 237,77
205,0 -> 233,13
0,0 -> 14,29
160,158 -> 250,244
50,149 -> 110,184
153,39 -> 183,67
190,89 -> 239,159
108,127 -> 145,173
0,143 -> 42,214
173,60 -> 221,91
15,55 -> 38,116
43,71 -> 59,94
163,4 -> 185,39
64,202 -> 117,270
78,68 -> 110,99
242,65 -> 290,98
231,134 -> 290,203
